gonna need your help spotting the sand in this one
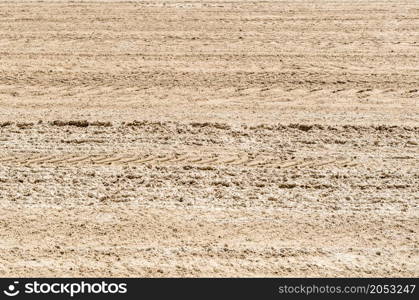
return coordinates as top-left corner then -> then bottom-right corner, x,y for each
0,0 -> 418,277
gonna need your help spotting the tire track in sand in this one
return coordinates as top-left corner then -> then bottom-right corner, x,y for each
0,153 -> 357,169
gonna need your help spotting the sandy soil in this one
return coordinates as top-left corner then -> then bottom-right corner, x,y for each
0,0 -> 418,277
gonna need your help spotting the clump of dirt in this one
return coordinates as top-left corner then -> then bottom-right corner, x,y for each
0,121 -> 13,127
190,122 -> 231,130
50,120 -> 112,127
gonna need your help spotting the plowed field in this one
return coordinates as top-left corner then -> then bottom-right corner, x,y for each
0,0 -> 418,276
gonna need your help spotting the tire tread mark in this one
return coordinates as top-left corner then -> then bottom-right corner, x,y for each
131,155 -> 156,164
188,157 -> 203,163
0,156 -> 17,163
40,155 -> 77,164
94,155 -> 130,164
229,155 -> 249,165
25,155 -> 56,164
312,159 -> 337,168
155,155 -> 176,163
219,157 -> 238,164
294,159 -> 317,168
119,155 -> 143,164
15,155 -> 42,164
1,153 -> 357,169
197,157 -> 218,165
246,157 -> 270,167
66,155 -> 94,164
276,159 -> 305,169
166,154 -> 190,164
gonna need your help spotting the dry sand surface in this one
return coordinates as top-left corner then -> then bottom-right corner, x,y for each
0,0 -> 418,277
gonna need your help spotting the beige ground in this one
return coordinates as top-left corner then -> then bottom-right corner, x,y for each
0,0 -> 418,277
